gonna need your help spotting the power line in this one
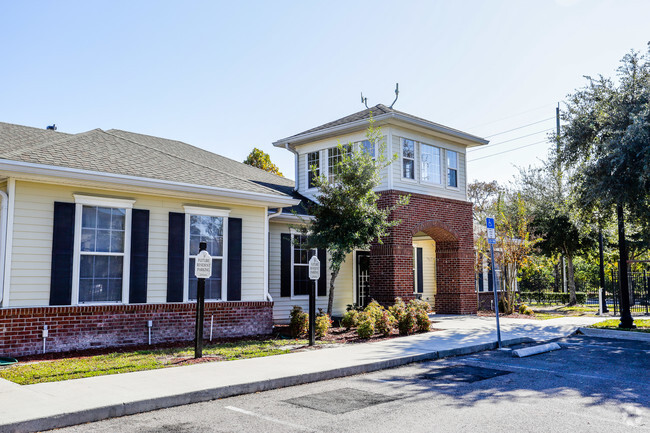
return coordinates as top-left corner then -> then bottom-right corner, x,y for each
468,103 -> 556,129
484,117 -> 555,138
468,128 -> 553,152
467,139 -> 548,162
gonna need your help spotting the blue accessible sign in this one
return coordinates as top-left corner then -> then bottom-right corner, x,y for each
486,217 -> 496,244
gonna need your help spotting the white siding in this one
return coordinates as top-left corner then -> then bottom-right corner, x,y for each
413,238 -> 437,308
8,180 -> 267,306
389,128 -> 467,201
269,221 -> 353,323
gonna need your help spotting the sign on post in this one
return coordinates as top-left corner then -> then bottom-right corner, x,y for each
195,250 -> 212,278
309,255 -> 321,280
308,255 -> 320,347
486,217 -> 502,348
486,217 -> 496,244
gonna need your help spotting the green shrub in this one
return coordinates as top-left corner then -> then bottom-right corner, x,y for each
415,310 -> 431,332
289,305 -> 308,338
409,298 -> 431,315
365,300 -> 385,323
519,291 -> 587,305
397,308 -> 416,335
375,310 -> 395,336
315,314 -> 332,338
341,310 -> 358,330
388,297 -> 407,322
518,303 -> 535,316
356,311 -> 375,339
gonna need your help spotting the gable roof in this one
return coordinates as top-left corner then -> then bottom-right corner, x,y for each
273,104 -> 489,148
0,122 -> 296,201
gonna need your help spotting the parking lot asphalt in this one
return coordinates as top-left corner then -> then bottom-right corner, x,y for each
54,335 -> 650,433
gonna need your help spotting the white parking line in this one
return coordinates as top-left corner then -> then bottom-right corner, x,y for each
224,406 -> 320,432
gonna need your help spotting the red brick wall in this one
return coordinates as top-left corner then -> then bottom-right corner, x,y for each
369,190 -> 476,314
0,302 -> 273,358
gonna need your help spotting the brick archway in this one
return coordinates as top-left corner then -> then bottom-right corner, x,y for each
368,190 -> 477,314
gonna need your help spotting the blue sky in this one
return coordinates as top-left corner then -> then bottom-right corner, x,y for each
1,0 -> 648,185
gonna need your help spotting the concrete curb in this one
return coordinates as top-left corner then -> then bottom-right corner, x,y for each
1,337 -> 534,433
578,327 -> 650,342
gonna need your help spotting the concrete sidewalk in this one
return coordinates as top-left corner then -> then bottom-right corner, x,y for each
0,315 -> 602,433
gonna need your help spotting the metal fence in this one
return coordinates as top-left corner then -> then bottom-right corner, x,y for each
601,265 -> 650,315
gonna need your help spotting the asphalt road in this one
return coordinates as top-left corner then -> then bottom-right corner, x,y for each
54,335 -> 650,433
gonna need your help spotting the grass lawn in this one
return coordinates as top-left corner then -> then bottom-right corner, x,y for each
589,318 -> 650,333
0,339 -> 325,385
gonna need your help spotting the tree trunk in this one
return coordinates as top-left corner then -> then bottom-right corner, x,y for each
327,268 -> 340,318
617,204 -> 634,328
566,253 -> 577,305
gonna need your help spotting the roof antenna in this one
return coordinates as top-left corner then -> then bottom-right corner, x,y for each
361,92 -> 369,109
389,83 -> 399,109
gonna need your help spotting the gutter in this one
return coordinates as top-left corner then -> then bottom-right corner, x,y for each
273,112 -> 489,149
0,159 -> 301,208
0,191 -> 6,305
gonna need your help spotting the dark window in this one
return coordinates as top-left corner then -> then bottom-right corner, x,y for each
307,151 -> 320,189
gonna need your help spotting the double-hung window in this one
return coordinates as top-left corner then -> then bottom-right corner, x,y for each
73,195 -> 134,304
402,139 -> 415,179
184,206 -> 229,301
359,139 -> 375,159
421,143 -> 441,184
307,151 -> 320,189
327,145 -> 351,183
447,150 -> 458,187
292,234 -> 316,297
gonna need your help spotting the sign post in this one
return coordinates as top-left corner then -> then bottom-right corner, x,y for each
486,217 -> 502,349
308,255 -> 320,347
194,242 -> 212,359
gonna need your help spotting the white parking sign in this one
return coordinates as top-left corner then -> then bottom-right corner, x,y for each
309,256 -> 320,280
194,250 -> 212,279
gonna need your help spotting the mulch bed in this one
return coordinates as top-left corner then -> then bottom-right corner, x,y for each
16,324 -> 443,363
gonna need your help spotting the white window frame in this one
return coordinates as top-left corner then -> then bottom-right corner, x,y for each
401,138 -> 416,181
420,143 -> 442,185
290,231 -> 319,300
183,206 -> 230,302
327,145 -> 351,183
71,194 -> 135,305
446,149 -> 459,189
306,151 -> 320,190
356,139 -> 376,160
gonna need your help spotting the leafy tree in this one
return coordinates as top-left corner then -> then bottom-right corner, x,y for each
295,118 -> 409,316
243,148 -> 283,176
558,46 -> 650,327
468,180 -> 501,224
517,161 -> 595,305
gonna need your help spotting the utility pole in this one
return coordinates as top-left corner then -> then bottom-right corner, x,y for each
598,231 -> 608,313
556,103 -> 567,293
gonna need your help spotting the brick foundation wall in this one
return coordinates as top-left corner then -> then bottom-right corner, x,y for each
370,190 -> 476,314
0,301 -> 273,358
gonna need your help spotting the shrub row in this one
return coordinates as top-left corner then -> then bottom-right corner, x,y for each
289,306 -> 332,338
519,291 -> 587,305
342,298 -> 431,338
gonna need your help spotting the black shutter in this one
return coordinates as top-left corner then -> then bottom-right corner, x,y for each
416,247 -> 424,294
50,202 -> 75,305
129,209 -> 150,303
227,217 -> 242,301
488,261 -> 494,292
280,233 -> 291,297
318,248 -> 327,296
167,212 -> 185,302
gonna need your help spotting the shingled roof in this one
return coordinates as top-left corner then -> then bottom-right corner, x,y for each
275,103 -> 488,146
0,122 -> 295,197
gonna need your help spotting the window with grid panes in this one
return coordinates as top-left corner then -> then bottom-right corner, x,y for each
293,234 -> 316,296
188,215 -> 224,300
307,151 -> 320,189
447,150 -> 458,187
79,206 -> 126,303
402,139 -> 415,179
421,143 -> 441,184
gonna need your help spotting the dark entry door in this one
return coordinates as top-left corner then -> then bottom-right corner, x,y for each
356,251 -> 370,307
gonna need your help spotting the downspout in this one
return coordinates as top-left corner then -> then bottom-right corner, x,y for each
0,190 -> 8,306
264,207 -> 284,302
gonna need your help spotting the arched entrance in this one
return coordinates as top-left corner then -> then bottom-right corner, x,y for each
368,190 -> 477,314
